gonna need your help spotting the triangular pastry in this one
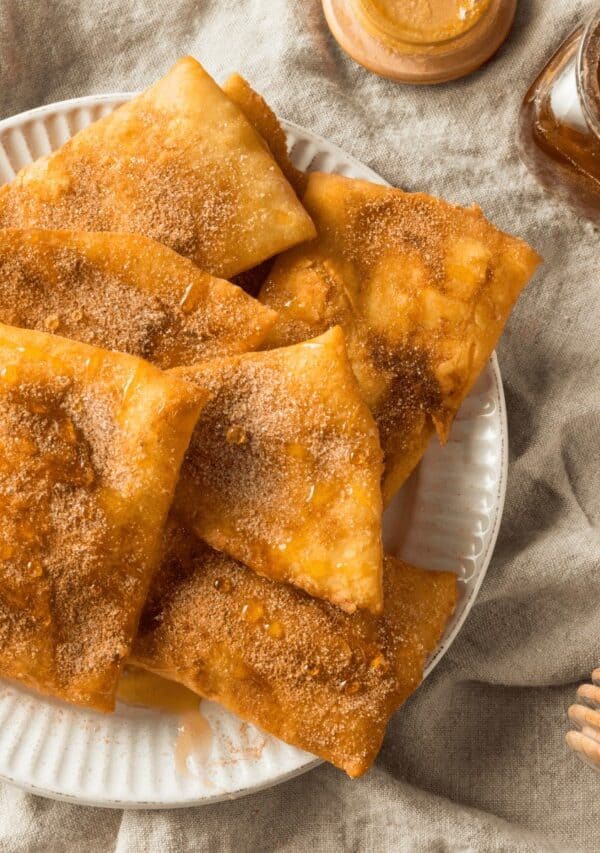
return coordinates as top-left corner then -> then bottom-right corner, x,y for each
0,57 -> 316,278
223,73 -> 307,296
131,522 -> 457,777
173,326 -> 384,613
0,228 -> 277,366
0,324 -> 205,710
222,72 -> 308,199
260,172 -> 541,502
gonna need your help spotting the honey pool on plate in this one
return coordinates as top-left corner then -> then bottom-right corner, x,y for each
117,668 -> 214,777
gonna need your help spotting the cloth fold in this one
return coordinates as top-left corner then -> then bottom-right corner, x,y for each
0,0 -> 599,850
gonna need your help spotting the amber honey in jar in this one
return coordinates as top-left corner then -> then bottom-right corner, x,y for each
519,7 -> 600,221
322,0 -> 517,84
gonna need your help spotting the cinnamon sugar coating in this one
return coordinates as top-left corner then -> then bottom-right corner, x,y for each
132,522 -> 457,777
0,58 -> 316,278
172,326 -> 384,613
260,172 -> 541,502
0,324 -> 205,710
0,229 -> 277,366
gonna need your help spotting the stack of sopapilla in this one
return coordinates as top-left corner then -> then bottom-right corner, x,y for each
0,57 -> 540,777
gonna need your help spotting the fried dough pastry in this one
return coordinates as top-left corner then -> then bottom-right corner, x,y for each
0,57 -> 316,278
0,324 -> 205,711
222,73 -> 308,198
223,74 -> 306,296
173,326 -> 384,613
131,522 -> 457,777
0,229 -> 277,366
260,173 -> 541,502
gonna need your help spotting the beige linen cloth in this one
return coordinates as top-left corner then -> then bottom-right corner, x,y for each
0,0 -> 599,850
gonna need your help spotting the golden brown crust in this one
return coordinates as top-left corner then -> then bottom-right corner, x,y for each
0,324 -> 205,711
131,522 -> 458,777
0,58 -> 316,278
222,73 -> 308,199
259,172 -> 541,503
0,229 -> 277,366
172,326 -> 384,613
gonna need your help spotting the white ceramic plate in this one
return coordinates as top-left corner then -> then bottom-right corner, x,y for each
0,94 -> 508,808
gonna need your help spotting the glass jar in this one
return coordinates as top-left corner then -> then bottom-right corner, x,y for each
518,7 -> 600,222
321,0 -> 517,84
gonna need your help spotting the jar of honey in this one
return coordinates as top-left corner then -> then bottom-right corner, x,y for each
519,7 -> 600,222
321,0 -> 517,84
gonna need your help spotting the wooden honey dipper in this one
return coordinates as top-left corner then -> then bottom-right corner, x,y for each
566,668 -> 600,771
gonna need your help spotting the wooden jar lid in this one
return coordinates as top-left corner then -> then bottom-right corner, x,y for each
322,0 -> 517,85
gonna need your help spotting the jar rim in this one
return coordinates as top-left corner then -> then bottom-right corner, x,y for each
577,7 -> 600,136
322,0 -> 517,84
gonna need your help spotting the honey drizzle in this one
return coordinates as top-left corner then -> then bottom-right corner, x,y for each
174,711 -> 214,776
117,667 -> 214,776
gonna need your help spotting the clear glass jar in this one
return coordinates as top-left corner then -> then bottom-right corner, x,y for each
518,7 -> 600,221
321,0 -> 517,84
